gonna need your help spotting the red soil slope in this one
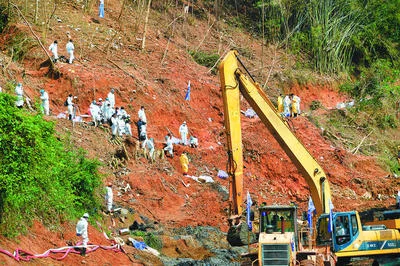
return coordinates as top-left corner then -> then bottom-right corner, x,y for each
0,1 -> 398,264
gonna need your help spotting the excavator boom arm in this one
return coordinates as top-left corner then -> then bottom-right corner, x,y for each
219,50 -> 332,216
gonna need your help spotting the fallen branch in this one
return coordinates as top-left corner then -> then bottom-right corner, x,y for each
352,130 -> 374,154
263,47 -> 278,90
11,3 -> 55,71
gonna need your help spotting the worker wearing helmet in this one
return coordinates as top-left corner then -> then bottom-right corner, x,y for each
76,213 -> 89,256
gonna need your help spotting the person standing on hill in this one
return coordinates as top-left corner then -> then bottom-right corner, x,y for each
142,137 -> 155,160
138,105 -> 147,123
99,0 -> 105,18
107,89 -> 115,108
283,94 -> 291,117
111,113 -> 118,139
66,39 -> 75,64
290,94 -> 298,118
293,94 -> 301,115
89,100 -> 100,126
15,83 -> 24,108
164,133 -> 174,158
48,40 -> 58,62
67,94 -> 74,120
76,213 -> 89,256
137,117 -> 147,141
105,183 -> 113,213
40,89 -> 50,115
277,93 -> 284,114
179,121 -> 189,145
180,151 -> 189,176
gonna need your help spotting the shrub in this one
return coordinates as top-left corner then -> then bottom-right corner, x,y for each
0,93 -> 102,237
6,31 -> 37,62
310,100 -> 323,111
130,231 -> 163,250
0,4 -> 8,33
188,50 -> 219,69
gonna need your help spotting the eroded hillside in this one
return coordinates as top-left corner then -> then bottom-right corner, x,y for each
0,0 -> 399,264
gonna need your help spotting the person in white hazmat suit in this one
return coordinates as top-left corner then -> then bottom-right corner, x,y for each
40,89 -> 50,115
48,40 -> 58,62
117,116 -> 126,136
66,39 -> 75,64
164,133 -> 174,157
283,94 -> 291,117
124,115 -> 133,136
103,103 -> 114,123
66,94 -> 74,120
105,183 -> 113,213
76,213 -> 89,256
89,100 -> 101,126
189,136 -> 198,148
110,113 -> 118,139
142,137 -> 155,160
138,106 -> 147,123
179,121 -> 189,145
107,89 -> 116,108
15,83 -> 24,108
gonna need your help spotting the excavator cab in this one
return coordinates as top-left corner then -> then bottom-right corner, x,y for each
258,206 -> 298,265
259,206 -> 297,234
316,211 -> 360,252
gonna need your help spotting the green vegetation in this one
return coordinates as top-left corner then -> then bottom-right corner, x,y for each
189,50 -> 219,71
130,231 -> 163,250
221,0 -> 400,75
0,93 -> 102,237
6,31 -> 37,62
0,4 -> 8,33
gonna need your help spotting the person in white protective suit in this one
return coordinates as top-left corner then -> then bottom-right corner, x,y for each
66,94 -> 74,120
107,89 -> 116,108
179,121 -> 189,145
124,115 -> 133,136
48,40 -> 58,62
119,106 -> 127,118
142,137 -> 155,160
283,94 -> 291,117
138,105 -> 147,123
105,183 -> 113,213
15,83 -> 24,108
89,100 -> 101,126
40,89 -> 50,115
76,213 -> 89,256
117,115 -> 126,136
189,135 -> 198,148
110,113 -> 118,139
66,39 -> 75,64
164,133 -> 174,158
103,103 -> 113,123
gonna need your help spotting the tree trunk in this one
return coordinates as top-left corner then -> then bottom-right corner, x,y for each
34,0 -> 39,23
141,0 -> 152,50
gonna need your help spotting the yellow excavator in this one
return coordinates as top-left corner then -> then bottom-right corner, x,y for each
219,50 -> 400,265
